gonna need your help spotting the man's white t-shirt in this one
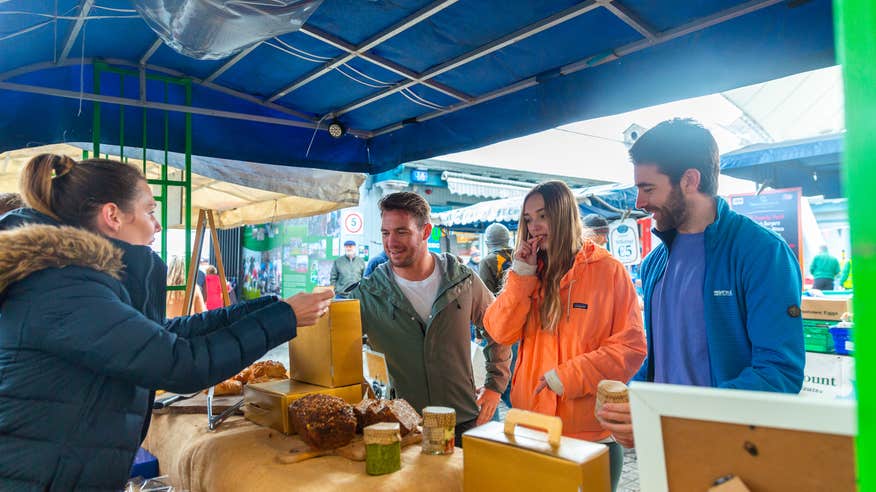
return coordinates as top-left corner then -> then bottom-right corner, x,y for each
393,259 -> 442,323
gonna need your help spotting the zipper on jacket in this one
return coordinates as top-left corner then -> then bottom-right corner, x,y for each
566,279 -> 575,322
141,253 -> 155,313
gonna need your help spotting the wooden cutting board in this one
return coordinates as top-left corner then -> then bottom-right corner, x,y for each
275,429 -> 422,464
153,392 -> 244,415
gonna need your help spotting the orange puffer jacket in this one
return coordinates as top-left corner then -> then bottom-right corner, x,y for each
483,241 -> 647,441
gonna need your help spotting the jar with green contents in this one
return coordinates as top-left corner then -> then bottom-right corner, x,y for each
364,422 -> 402,475
421,406 -> 455,455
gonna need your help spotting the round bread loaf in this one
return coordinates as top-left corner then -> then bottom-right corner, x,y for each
289,394 -> 357,450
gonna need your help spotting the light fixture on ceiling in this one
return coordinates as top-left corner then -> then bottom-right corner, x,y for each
327,120 -> 345,138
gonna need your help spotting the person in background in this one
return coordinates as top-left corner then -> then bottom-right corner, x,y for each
197,258 -> 209,303
483,181 -> 647,491
205,264 -> 233,310
0,192 -> 25,215
0,154 -> 333,491
478,223 -> 513,295
467,250 -> 481,271
331,240 -> 366,297
810,244 -> 840,291
363,249 -> 388,278
478,222 -> 516,409
840,257 -> 853,290
582,213 -> 610,247
350,192 -> 510,445
166,256 -> 207,318
599,118 -> 804,450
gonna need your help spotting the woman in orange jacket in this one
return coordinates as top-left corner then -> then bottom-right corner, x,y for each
483,181 -> 647,491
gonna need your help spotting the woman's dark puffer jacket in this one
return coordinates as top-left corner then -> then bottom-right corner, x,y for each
0,210 -> 296,491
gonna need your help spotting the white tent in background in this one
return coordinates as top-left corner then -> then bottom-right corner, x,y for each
0,144 -> 364,229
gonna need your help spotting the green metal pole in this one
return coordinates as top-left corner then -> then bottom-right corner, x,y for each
834,1 -> 875,489
184,80 -> 193,285
161,81 -> 169,261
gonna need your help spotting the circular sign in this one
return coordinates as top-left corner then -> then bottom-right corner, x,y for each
344,212 -> 364,234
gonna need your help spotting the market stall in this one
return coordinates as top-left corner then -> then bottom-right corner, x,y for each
431,183 -> 642,232
721,132 -> 844,199
1,0 -> 872,489
143,414 -> 462,492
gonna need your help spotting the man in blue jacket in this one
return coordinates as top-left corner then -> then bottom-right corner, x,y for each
598,118 -> 804,448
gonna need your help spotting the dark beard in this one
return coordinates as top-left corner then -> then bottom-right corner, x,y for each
652,185 -> 687,231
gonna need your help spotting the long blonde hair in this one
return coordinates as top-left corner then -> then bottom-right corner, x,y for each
166,256 -> 187,304
516,181 -> 583,333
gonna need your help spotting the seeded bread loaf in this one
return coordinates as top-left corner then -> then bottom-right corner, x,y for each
289,394 -> 357,450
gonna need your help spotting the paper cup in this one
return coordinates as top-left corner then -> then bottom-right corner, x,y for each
595,380 -> 629,420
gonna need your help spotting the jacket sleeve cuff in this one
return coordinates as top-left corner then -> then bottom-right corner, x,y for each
512,260 -> 537,276
544,369 -> 565,396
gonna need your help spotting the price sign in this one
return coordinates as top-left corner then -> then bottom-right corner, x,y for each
609,219 -> 641,265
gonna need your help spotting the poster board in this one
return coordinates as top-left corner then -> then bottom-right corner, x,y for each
727,188 -> 803,268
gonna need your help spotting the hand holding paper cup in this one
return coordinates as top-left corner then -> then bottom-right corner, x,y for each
595,380 -> 629,421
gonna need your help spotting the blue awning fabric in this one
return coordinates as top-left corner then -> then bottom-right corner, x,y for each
720,133 -> 843,198
432,183 -> 642,232
0,0 -> 835,174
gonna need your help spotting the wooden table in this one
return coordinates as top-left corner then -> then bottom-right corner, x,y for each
144,413 -> 463,492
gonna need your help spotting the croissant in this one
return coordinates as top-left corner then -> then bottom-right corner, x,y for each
212,379 -> 244,396
232,367 -> 252,383
248,360 -> 288,381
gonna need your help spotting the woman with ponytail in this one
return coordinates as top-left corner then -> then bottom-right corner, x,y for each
482,181 -> 647,491
0,154 -> 333,491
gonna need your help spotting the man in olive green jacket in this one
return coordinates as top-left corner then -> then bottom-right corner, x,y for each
350,193 -> 510,443
331,240 -> 366,296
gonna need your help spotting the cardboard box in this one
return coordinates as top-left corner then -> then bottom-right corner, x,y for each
801,297 -> 851,321
243,379 -> 362,434
289,299 -> 363,388
463,410 -> 610,492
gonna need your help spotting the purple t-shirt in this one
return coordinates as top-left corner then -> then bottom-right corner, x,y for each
652,232 -> 712,386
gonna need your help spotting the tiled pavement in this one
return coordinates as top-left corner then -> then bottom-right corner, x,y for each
619,448 -> 640,492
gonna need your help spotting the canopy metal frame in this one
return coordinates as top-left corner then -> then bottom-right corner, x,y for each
0,0 -> 786,140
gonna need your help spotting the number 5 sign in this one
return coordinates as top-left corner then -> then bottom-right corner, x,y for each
343,211 -> 364,234
609,219 -> 641,265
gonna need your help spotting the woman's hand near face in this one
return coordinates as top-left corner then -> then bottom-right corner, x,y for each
514,236 -> 541,265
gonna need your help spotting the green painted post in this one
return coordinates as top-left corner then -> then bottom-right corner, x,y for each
90,62 -> 195,293
184,80 -> 193,281
834,0 -> 875,489
161,81 -> 169,261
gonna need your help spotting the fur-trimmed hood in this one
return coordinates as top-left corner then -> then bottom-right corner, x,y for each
0,224 -> 124,297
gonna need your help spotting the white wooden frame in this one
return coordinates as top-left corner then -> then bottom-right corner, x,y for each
629,382 -> 857,492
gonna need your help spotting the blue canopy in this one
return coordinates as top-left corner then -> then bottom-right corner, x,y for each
432,183 -> 642,232
0,0 -> 835,174
720,133 -> 843,198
